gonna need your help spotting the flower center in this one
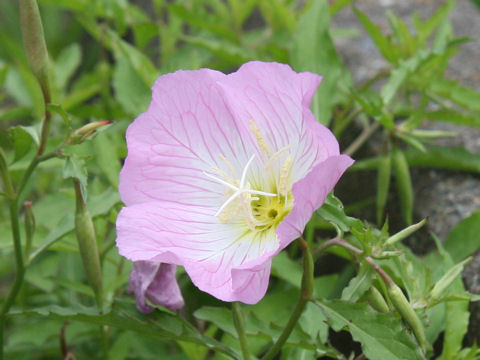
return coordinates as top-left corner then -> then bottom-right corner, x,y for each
203,120 -> 294,232
204,152 -> 293,232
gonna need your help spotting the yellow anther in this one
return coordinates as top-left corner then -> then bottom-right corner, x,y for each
278,155 -> 292,198
264,145 -> 291,170
249,120 -> 271,158
219,212 -> 230,223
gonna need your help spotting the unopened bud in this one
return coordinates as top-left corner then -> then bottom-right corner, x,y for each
19,0 -> 51,103
365,286 -> 389,313
387,282 -> 427,352
68,121 -> 112,145
385,218 -> 427,246
74,179 -> 103,309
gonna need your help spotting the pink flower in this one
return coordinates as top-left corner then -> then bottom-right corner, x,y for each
116,61 -> 354,304
129,261 -> 184,313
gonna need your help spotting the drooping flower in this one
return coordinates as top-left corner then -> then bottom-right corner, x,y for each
129,261 -> 184,313
116,61 -> 354,304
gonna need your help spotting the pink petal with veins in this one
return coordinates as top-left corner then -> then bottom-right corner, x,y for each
117,202 -> 278,303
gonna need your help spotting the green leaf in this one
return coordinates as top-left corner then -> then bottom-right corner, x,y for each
426,109 -> 480,127
396,133 -> 427,153
194,302 -> 310,352
353,7 -> 398,63
386,11 -> 415,56
317,193 -> 363,233
405,146 -> 480,174
315,300 -> 425,360
62,154 -> 88,200
299,302 -> 329,344
0,62 -> 8,88
414,0 -> 455,47
112,55 -> 151,115
194,307 -> 236,337
391,147 -> 413,225
445,210 -> 480,262
381,49 -> 430,105
430,257 -> 471,300
180,34 -> 254,65
329,0 -> 355,17
8,125 -> 40,162
93,131 -> 120,188
258,0 -> 296,33
291,0 -> 350,125
54,43 -> 81,91
341,263 -> 375,302
433,240 -> 470,360
29,188 -> 120,262
168,4 -> 237,43
108,332 -> 133,360
428,78 -> 480,112
77,17 -> 159,87
15,301 -> 239,359
271,252 -> 302,287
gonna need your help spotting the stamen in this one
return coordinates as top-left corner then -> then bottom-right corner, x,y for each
278,155 -> 292,199
203,171 -> 237,191
264,145 -> 291,170
249,120 -> 271,159
240,154 -> 256,188
204,154 -> 277,218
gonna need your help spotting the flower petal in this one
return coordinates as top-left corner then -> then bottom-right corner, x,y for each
117,202 -> 279,303
217,61 -> 340,181
129,261 -> 184,313
276,154 -> 354,249
119,68 -> 253,208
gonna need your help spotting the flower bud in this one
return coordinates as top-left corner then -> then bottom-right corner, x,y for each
19,0 -> 51,103
74,179 -> 103,308
387,282 -> 426,352
365,286 -> 389,313
129,262 -> 184,313
67,121 -> 112,145
385,218 -> 427,246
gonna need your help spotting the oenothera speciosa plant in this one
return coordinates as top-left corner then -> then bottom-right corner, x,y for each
116,61 -> 353,305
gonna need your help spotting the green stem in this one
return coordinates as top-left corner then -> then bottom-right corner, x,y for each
334,107 -> 361,138
232,302 -> 250,360
0,154 -> 24,360
37,110 -> 51,156
261,238 -> 314,360
344,121 -> 381,157
261,297 -> 308,360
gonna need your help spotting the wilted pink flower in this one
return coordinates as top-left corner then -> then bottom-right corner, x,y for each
116,61 -> 353,304
129,261 -> 184,313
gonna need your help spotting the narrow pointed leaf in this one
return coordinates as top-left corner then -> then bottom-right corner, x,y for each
315,300 -> 425,360
353,7 -> 397,63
